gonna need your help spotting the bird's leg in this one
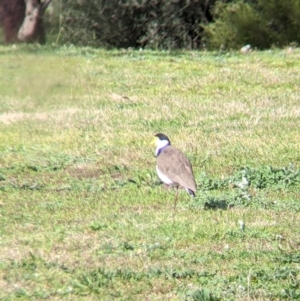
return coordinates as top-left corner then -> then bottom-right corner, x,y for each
163,184 -> 171,190
173,186 -> 179,211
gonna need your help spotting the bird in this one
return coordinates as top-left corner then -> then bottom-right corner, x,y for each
153,133 -> 197,210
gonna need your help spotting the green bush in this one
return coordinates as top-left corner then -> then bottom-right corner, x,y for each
258,0 -> 300,45
204,0 -> 300,50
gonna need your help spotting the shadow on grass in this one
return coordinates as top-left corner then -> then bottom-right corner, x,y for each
189,196 -> 232,211
203,197 -> 232,210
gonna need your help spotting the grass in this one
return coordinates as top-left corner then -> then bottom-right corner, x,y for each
1,44 -> 300,300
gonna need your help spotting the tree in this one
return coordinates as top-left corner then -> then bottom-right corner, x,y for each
0,0 -> 52,44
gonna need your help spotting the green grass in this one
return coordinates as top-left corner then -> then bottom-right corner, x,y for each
1,44 -> 300,300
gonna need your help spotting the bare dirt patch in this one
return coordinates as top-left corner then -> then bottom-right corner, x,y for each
109,93 -> 138,103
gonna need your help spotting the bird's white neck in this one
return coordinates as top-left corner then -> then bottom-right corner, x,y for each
155,139 -> 170,157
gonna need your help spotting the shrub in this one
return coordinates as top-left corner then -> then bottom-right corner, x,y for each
59,0 -> 215,49
204,0 -> 300,50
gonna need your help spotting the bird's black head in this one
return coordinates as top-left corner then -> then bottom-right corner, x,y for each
154,133 -> 171,145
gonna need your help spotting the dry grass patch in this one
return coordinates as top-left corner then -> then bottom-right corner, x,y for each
66,164 -> 101,180
0,108 -> 79,125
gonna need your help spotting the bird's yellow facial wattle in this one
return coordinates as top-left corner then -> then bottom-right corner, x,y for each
151,137 -> 159,146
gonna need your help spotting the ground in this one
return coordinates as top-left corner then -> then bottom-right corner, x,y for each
0,45 -> 300,300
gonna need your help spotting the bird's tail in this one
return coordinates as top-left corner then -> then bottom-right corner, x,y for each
186,188 -> 196,197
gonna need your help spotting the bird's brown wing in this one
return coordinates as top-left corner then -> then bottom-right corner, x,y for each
157,146 -> 196,193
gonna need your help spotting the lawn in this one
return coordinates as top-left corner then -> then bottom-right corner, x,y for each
0,45 -> 300,300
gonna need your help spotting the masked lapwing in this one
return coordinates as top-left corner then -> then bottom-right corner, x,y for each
153,133 -> 196,210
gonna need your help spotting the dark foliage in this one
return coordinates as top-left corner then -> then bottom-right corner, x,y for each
60,0 -> 216,49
